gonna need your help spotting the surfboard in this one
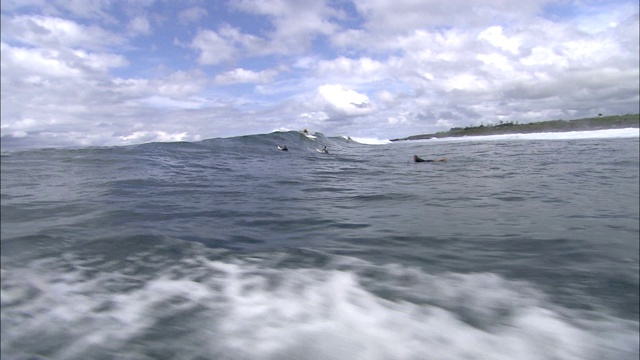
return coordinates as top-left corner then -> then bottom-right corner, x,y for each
302,131 -> 317,139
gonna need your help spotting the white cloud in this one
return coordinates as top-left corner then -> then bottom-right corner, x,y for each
317,84 -> 374,117
478,26 -> 520,54
377,90 -> 397,105
231,0 -> 340,53
178,7 -> 208,24
155,70 -> 209,97
214,68 -> 279,84
137,96 -> 204,110
1,0 -> 117,20
190,29 -> 238,65
190,26 -> 269,65
3,15 -> 125,50
1,42 -> 128,82
119,130 -> 188,144
443,73 -> 492,92
477,53 -> 511,70
2,43 -> 81,78
128,16 -> 151,35
316,57 -> 385,81
520,47 -> 566,67
388,116 -> 408,125
1,117 -> 38,131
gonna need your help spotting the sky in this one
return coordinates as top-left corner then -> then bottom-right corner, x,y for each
1,0 -> 639,150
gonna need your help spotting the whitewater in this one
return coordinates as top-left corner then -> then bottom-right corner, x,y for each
1,128 -> 638,360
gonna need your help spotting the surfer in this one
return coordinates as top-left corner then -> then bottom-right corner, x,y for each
322,146 -> 329,154
414,155 -> 446,163
280,145 -> 288,151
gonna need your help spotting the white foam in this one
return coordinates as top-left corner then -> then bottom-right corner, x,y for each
209,265 -> 638,360
406,128 -> 639,143
2,255 -> 638,360
348,136 -> 392,145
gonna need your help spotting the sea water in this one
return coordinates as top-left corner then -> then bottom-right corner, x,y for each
1,129 -> 638,360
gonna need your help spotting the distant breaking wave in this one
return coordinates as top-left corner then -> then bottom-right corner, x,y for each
346,136 -> 392,145
402,128 -> 639,143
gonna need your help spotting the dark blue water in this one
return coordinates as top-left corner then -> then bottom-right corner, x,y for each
1,129 -> 639,360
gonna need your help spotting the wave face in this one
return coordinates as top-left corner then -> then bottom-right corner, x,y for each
1,131 -> 639,360
198,130 -> 361,152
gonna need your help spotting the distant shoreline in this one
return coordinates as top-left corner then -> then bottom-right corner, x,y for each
390,114 -> 640,141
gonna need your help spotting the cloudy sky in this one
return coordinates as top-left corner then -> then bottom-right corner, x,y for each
1,0 -> 638,150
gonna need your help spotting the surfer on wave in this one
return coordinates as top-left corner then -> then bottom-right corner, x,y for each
280,145 -> 288,151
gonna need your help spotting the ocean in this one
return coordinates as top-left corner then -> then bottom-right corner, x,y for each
1,128 -> 638,360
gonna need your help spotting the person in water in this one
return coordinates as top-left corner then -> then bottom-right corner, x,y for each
280,145 -> 288,151
414,155 -> 446,162
322,146 -> 329,154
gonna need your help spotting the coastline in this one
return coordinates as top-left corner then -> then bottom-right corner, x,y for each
390,114 -> 640,141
